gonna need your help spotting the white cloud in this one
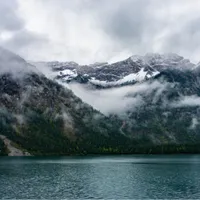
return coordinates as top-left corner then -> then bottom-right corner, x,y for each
171,95 -> 200,108
68,80 -> 169,115
190,118 -> 199,129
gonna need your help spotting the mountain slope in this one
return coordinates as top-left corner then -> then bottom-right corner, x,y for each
0,47 -> 132,155
113,68 -> 200,147
0,72 -> 132,155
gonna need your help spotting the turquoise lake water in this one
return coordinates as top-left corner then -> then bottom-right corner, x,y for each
1,155 -> 200,199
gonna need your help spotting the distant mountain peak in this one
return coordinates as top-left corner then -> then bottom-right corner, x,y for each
130,53 -> 193,69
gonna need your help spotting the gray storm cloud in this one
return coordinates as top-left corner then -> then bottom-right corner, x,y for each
0,1 -> 23,31
1,0 -> 200,63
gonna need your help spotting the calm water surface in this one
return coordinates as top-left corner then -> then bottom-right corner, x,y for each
1,155 -> 200,199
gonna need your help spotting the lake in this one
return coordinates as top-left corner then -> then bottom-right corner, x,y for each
0,155 -> 200,199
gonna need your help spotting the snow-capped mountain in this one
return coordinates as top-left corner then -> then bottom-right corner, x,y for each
34,53 -> 195,88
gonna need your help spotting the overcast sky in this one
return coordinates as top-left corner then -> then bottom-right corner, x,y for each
0,0 -> 200,64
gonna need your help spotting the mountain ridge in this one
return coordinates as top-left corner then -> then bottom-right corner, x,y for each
1,48 -> 200,155
33,53 -> 197,88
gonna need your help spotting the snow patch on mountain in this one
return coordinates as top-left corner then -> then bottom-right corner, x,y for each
89,68 -> 160,87
121,68 -> 147,82
58,69 -> 78,81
